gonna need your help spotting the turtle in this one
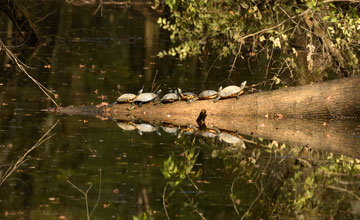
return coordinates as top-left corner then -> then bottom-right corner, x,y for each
213,81 -> 247,103
160,90 -> 180,103
133,89 -> 162,107
198,90 -> 218,100
177,88 -> 198,103
116,93 -> 137,104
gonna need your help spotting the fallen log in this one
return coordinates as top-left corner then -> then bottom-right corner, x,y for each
110,76 -> 360,122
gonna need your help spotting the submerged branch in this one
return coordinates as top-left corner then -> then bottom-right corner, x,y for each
162,182 -> 171,220
0,120 -> 59,186
0,40 -> 59,108
67,180 -> 92,220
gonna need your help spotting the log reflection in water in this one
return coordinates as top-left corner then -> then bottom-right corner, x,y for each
114,117 -> 360,159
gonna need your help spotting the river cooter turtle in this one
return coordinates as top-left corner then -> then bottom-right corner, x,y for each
213,81 -> 247,103
161,90 -> 180,103
177,88 -> 198,103
198,90 -> 218,100
133,89 -> 162,107
116,93 -> 137,104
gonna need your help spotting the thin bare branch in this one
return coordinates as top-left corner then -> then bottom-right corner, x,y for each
90,168 -> 102,218
0,120 -> 59,186
0,40 -> 59,108
162,182 -> 171,220
67,180 -> 92,220
241,9 -> 310,41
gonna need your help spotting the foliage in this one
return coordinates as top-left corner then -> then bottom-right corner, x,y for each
133,212 -> 147,220
161,148 -> 202,187
213,138 -> 360,219
156,0 -> 360,83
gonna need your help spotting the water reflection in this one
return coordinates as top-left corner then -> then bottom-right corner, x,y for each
0,1 -> 360,220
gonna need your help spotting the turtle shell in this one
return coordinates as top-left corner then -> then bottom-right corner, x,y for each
116,93 -> 136,103
218,86 -> 242,98
161,93 -> 179,103
198,90 -> 217,99
218,81 -> 247,98
134,93 -> 157,103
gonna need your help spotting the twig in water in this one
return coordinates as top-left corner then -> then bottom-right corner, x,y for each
0,40 -> 59,108
151,70 -> 159,93
231,180 -> 240,215
206,52 -> 223,79
240,185 -> 265,220
67,168 -> 102,220
0,120 -> 59,186
162,182 -> 171,220
90,168 -> 102,218
179,187 -> 206,220
93,0 -> 104,17
67,180 -> 92,220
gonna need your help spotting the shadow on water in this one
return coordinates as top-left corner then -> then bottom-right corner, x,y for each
1,1 -> 360,220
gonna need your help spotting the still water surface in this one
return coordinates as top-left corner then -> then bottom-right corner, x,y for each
0,2 -> 360,219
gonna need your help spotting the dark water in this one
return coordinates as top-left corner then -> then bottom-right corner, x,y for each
1,1 -> 360,220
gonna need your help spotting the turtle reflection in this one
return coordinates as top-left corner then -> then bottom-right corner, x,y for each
117,121 -> 136,131
161,124 -> 180,135
134,122 -> 160,136
115,120 -> 246,148
214,127 -> 246,148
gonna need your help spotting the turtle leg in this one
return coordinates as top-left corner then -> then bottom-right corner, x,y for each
213,96 -> 220,103
188,98 -> 197,103
138,102 -> 143,107
236,91 -> 244,99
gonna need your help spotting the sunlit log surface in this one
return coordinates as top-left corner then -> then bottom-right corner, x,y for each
56,76 -> 360,157
110,76 -> 360,120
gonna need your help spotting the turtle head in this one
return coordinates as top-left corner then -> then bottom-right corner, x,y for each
138,88 -> 143,95
155,89 -> 162,96
218,86 -> 223,92
177,88 -> 183,96
240,81 -> 247,89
